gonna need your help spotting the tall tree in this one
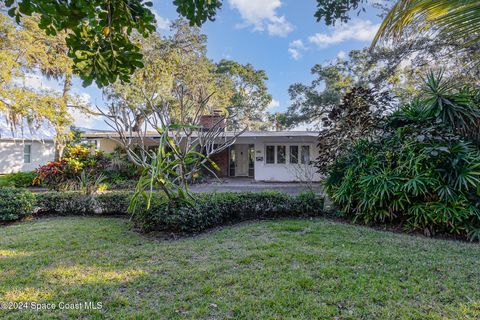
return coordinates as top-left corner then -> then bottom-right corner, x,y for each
3,0 -> 222,87
105,19 -> 272,131
104,19 -> 232,131
0,13 -> 88,159
284,36 -> 480,129
215,59 -> 272,130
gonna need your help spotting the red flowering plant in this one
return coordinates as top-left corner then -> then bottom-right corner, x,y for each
34,145 -> 109,191
34,160 -> 73,191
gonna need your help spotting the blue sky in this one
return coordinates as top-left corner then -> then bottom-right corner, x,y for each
28,0 -> 383,129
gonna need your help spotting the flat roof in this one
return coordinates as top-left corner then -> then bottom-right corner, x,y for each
81,130 -> 319,139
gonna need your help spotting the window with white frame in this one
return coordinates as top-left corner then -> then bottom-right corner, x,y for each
265,144 -> 311,165
277,145 -> 286,164
24,144 -> 31,163
289,146 -> 298,164
301,145 -> 310,164
266,145 -> 275,164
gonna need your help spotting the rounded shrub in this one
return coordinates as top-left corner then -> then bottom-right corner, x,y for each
132,191 -> 325,234
0,187 -> 35,221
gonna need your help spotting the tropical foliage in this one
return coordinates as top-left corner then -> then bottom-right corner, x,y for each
373,0 -> 480,47
34,145 -> 108,192
3,0 -> 225,87
324,72 -> 480,240
316,87 -> 393,174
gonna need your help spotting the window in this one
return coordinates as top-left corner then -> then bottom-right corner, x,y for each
229,147 -> 236,176
248,144 -> 255,177
266,145 -> 275,164
277,146 -> 286,164
301,146 -> 310,164
290,146 -> 298,164
24,144 -> 31,163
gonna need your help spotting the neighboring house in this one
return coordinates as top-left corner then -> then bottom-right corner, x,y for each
0,117 -> 55,174
81,116 -> 322,182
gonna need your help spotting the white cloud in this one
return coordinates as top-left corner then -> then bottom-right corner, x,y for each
267,98 -> 280,110
152,9 -> 170,30
288,39 -> 306,60
70,93 -> 98,128
309,20 -> 380,47
229,0 -> 293,37
267,15 -> 293,37
336,50 -> 347,59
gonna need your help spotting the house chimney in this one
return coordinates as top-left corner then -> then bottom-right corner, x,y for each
199,109 -> 226,131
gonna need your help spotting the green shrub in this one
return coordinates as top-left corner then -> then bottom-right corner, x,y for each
35,192 -> 96,215
324,73 -> 480,240
32,190 -> 324,233
35,191 -> 133,216
0,172 -> 37,188
133,191 -> 325,233
95,192 -> 133,215
0,188 -> 35,221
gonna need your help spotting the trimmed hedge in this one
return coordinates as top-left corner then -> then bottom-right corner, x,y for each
0,188 -> 36,221
133,191 -> 325,233
35,191 -> 132,216
32,190 -> 324,234
0,172 -> 37,188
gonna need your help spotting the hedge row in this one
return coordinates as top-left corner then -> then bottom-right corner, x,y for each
133,191 -> 325,233
0,188 -> 36,221
35,191 -> 132,216
1,188 -> 325,234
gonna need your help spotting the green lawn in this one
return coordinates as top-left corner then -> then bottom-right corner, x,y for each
0,217 -> 479,319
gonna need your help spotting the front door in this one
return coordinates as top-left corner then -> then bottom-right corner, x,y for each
235,144 -> 249,176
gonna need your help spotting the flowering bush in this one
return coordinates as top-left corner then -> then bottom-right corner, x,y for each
34,145 -> 108,192
34,160 -> 71,191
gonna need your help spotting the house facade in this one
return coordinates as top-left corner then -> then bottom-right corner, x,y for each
82,130 -> 322,183
0,118 -> 55,174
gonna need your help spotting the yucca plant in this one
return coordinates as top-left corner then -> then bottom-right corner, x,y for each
128,124 -> 220,214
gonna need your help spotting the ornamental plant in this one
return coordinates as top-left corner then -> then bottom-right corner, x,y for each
324,72 -> 480,240
34,145 -> 108,192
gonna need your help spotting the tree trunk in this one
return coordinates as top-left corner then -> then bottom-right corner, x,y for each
54,72 -> 72,161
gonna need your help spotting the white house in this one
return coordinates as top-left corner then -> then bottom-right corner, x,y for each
82,128 -> 322,183
0,118 -> 56,174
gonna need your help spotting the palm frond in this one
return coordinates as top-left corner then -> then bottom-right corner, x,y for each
372,0 -> 480,47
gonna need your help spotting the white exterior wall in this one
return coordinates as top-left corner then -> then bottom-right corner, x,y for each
253,140 -> 321,182
87,134 -> 322,182
232,136 -> 322,182
0,140 -> 55,174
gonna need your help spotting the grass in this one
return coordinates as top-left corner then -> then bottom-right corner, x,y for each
0,217 -> 479,319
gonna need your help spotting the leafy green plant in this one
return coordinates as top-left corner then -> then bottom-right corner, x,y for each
129,124 -> 221,213
133,191 -> 325,233
324,72 -> 480,240
35,191 -> 133,216
0,171 -> 37,188
0,187 -> 35,221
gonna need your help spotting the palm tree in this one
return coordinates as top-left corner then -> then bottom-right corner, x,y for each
372,0 -> 480,46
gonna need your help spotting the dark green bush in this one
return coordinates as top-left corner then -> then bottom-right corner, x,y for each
35,191 -> 133,216
32,190 -> 324,233
95,192 -> 133,215
133,191 -> 325,233
0,188 -> 35,221
324,73 -> 480,240
35,192 -> 96,215
0,172 -> 37,188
